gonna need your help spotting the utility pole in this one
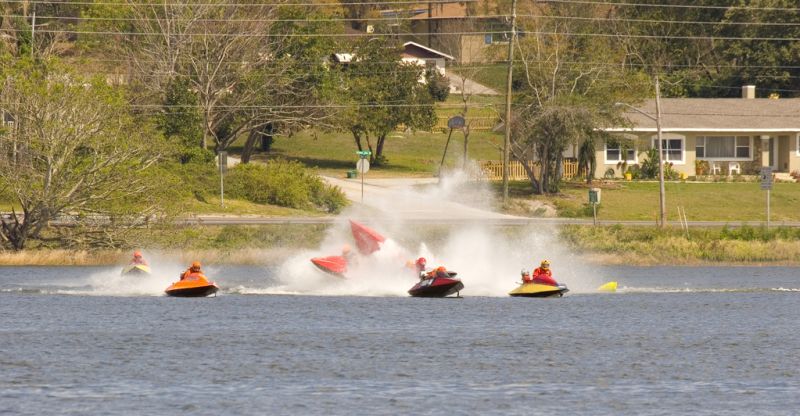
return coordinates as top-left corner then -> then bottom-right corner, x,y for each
654,75 -> 667,228
31,11 -> 36,57
503,0 -> 517,204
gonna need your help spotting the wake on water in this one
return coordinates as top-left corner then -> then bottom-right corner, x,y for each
244,168 -> 609,297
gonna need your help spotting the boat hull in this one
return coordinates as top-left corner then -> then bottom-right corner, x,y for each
408,276 -> 464,298
165,273 -> 219,297
509,283 -> 569,298
121,264 -> 151,276
310,255 -> 347,278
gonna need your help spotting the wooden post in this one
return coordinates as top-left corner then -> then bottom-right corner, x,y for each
503,0 -> 517,204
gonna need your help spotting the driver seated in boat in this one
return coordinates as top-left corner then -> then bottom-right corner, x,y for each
180,261 -> 203,281
411,257 -> 428,279
521,269 -> 533,283
425,266 -> 449,280
130,250 -> 148,266
532,260 -> 558,286
342,244 -> 356,262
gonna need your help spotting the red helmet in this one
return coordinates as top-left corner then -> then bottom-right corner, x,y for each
416,257 -> 427,267
133,251 -> 142,258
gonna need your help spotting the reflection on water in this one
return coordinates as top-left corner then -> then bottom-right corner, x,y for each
1,265 -> 799,415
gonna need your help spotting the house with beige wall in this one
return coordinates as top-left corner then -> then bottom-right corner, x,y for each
598,86 -> 800,179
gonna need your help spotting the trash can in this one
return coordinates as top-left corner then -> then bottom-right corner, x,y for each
346,170 -> 357,179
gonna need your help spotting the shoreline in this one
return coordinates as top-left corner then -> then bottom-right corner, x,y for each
0,248 -> 798,267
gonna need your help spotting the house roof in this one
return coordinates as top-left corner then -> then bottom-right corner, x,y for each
409,3 -> 469,20
402,41 -> 455,60
610,98 -> 800,133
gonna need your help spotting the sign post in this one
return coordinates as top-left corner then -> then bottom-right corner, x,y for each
356,151 -> 371,203
760,167 -> 773,228
589,188 -> 601,226
218,150 -> 227,207
439,116 -> 465,178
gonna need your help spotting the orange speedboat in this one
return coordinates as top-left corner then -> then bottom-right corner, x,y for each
165,272 -> 219,297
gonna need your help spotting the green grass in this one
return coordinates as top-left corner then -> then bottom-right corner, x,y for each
181,197 -> 328,217
560,224 -> 800,265
503,181 -> 800,222
449,64 -> 509,92
246,129 -> 505,178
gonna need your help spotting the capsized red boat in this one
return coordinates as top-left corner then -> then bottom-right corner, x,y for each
349,220 -> 385,255
310,255 -> 347,278
408,271 -> 463,298
165,272 -> 219,297
309,220 -> 387,278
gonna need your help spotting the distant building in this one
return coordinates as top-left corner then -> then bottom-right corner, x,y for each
600,86 -> 800,178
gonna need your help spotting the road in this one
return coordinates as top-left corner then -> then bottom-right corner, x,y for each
180,215 -> 800,227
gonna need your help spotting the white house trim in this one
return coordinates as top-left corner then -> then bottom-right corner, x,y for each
607,128 -> 800,133
604,142 -> 638,165
651,136 -> 686,165
402,41 -> 455,60
796,133 -> 800,157
695,136 -> 754,162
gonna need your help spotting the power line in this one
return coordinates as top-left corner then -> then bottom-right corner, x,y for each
1,0 -> 479,7
1,13 -> 511,24
543,0 -> 800,12
2,28 -> 509,38
10,26 -> 800,41
520,30 -> 800,42
12,13 -> 800,28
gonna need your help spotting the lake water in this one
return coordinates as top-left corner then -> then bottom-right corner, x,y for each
1,265 -> 799,415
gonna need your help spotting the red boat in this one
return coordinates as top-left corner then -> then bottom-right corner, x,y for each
350,220 -> 385,255
310,255 -> 348,278
408,271 -> 463,298
310,220 -> 387,278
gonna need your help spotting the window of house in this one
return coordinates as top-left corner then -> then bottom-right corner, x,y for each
652,138 -> 684,163
605,143 -> 636,164
696,136 -> 751,159
484,34 -> 493,45
796,133 -> 800,156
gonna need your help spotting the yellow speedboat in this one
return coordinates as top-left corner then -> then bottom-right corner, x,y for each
509,282 -> 569,298
121,263 -> 151,276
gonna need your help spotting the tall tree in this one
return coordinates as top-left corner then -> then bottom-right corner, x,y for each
0,58 -> 161,250
511,2 -> 647,193
336,37 -> 437,166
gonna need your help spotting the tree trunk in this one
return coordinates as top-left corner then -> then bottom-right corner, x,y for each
462,125 -> 470,168
352,129 -> 363,151
240,129 -> 259,164
538,147 -> 548,195
374,132 -> 388,165
518,159 -> 541,195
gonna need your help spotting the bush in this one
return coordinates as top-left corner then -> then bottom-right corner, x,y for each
179,146 -> 215,165
425,69 -> 450,102
225,161 -> 349,213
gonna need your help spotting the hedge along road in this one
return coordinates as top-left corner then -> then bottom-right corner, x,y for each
178,176 -> 800,227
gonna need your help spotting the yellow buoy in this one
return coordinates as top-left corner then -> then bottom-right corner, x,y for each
598,281 -> 618,292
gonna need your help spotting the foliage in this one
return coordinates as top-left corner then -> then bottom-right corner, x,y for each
225,161 -> 348,213
0,58 -> 164,250
577,139 -> 596,183
336,37 -> 437,166
510,2 -> 649,194
560,224 -> 800,264
425,69 -> 451,102
639,148 -> 679,180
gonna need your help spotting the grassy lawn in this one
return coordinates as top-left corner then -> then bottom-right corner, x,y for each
504,180 -> 800,222
245,129 -> 505,178
449,63 -> 509,92
182,197 -> 328,217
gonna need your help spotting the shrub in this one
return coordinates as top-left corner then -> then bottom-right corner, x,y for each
425,69 -> 450,102
225,161 -> 349,213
